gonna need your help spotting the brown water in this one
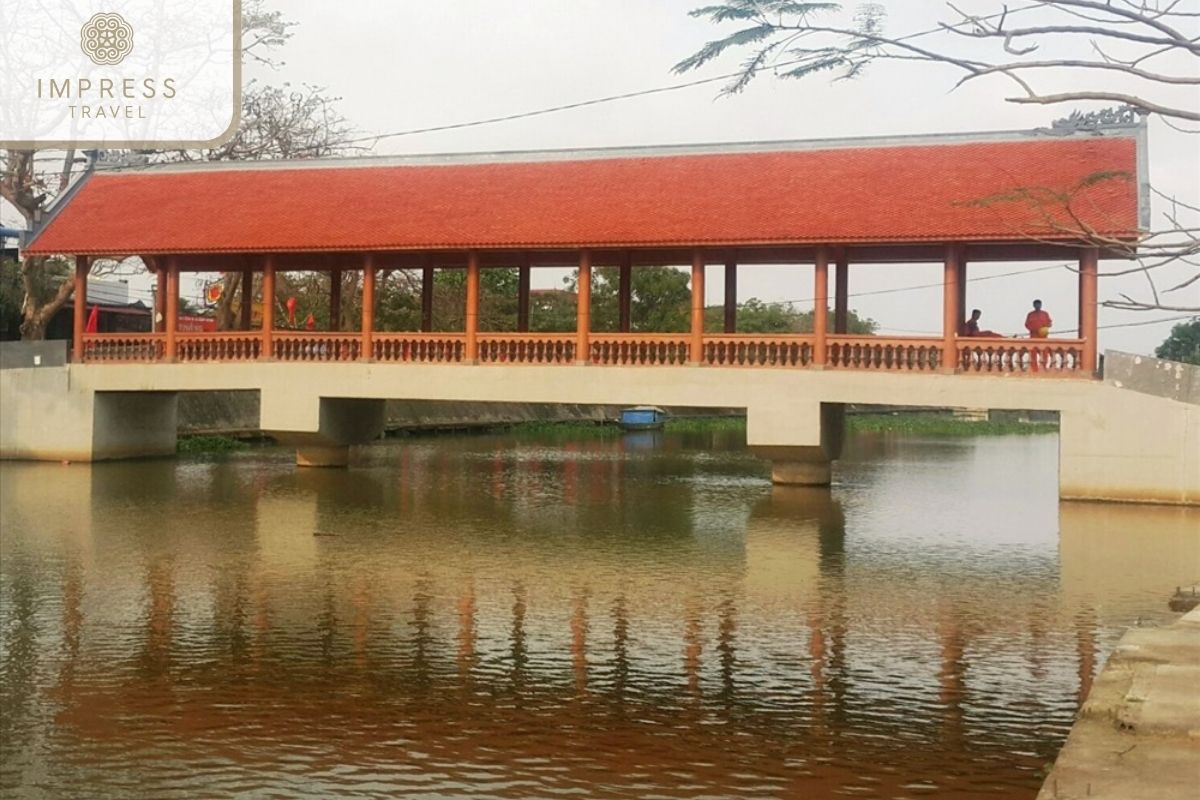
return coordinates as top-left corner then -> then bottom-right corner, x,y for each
1,428 -> 1197,799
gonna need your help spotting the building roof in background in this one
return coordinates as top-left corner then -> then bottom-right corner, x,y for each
24,130 -> 1141,257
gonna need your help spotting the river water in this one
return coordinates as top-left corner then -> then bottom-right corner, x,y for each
1,428 -> 1197,799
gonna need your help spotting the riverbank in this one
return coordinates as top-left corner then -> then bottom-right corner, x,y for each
176,413 -> 1057,452
1038,605 -> 1200,800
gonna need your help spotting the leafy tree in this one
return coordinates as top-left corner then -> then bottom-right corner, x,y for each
1155,318 -> 1200,365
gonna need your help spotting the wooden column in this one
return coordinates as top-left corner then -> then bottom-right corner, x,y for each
723,258 -> 737,334
465,250 -> 479,363
1079,247 -> 1099,375
361,253 -> 375,360
239,269 -> 253,330
834,248 -> 849,334
517,254 -> 531,333
956,255 -> 968,331
72,256 -> 88,362
576,250 -> 591,364
153,261 -> 166,333
329,268 -> 342,331
813,247 -> 829,366
942,245 -> 961,372
421,260 -> 434,332
618,251 -> 632,333
690,249 -> 705,365
260,255 -> 275,359
164,255 -> 179,361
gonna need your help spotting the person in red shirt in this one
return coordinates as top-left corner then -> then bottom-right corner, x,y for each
1024,299 -> 1052,338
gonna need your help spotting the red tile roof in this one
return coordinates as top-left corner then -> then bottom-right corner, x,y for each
25,135 -> 1139,256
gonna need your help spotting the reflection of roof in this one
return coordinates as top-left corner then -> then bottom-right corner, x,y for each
26,130 -> 1139,256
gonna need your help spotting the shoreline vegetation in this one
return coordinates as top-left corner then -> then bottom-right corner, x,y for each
177,413 -> 1058,453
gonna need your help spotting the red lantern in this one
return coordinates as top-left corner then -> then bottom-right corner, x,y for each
286,296 -> 297,327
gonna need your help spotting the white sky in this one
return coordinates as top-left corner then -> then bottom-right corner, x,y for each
6,0 -> 1198,352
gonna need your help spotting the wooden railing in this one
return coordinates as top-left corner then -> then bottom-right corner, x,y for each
273,332 -> 362,362
74,330 -> 1093,379
478,333 -> 576,364
703,334 -> 813,367
177,331 -> 261,362
828,335 -> 944,371
589,334 -> 690,366
82,333 -> 165,362
373,332 -> 465,363
958,338 -> 1086,376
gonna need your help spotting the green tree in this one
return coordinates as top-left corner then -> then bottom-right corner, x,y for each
1155,318 -> 1200,366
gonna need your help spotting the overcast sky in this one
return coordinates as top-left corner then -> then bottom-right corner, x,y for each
8,0 -> 1198,352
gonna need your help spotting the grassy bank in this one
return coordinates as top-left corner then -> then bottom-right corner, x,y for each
177,435 -> 252,454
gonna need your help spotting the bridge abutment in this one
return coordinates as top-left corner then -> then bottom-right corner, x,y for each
261,396 -> 387,468
748,403 -> 845,486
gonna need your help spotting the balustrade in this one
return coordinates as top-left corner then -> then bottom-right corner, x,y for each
703,335 -> 813,367
589,334 -> 690,366
272,333 -> 361,362
81,333 -> 165,362
478,334 -> 575,364
958,338 -> 1085,375
373,333 -> 465,363
828,336 -> 943,371
177,332 -> 261,362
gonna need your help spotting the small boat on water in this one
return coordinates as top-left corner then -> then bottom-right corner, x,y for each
619,406 -> 667,431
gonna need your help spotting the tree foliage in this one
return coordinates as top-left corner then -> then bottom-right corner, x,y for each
1155,317 -> 1200,365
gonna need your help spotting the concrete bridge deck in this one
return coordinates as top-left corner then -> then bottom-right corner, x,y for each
2,350 -> 1197,505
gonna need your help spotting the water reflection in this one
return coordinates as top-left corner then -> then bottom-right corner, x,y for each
1,432 -> 1197,799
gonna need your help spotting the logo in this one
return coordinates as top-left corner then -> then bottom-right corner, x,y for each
80,12 -> 134,66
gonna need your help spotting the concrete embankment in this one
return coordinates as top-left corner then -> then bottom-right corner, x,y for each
1038,605 -> 1200,799
177,391 -> 734,436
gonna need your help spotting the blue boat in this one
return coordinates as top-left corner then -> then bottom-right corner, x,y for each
619,406 -> 667,431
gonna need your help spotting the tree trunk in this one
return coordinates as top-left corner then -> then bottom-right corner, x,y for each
19,256 -> 76,341
214,271 -> 241,330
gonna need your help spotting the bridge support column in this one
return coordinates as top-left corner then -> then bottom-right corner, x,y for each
942,245 -> 962,373
576,250 -> 591,364
748,402 -> 844,487
813,247 -> 829,366
690,249 -> 705,364
72,255 -> 88,363
262,396 -> 387,469
834,248 -> 848,334
1079,247 -> 1098,375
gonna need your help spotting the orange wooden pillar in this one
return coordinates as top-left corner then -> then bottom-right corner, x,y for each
833,248 -> 849,334
723,257 -> 737,334
361,253 -> 376,360
329,268 -> 342,331
260,255 -> 275,359
618,251 -> 632,333
517,253 -> 531,333
239,269 -> 253,330
164,255 -> 180,361
465,250 -> 480,362
813,247 -> 829,366
1079,247 -> 1099,375
72,256 -> 88,362
690,249 -> 705,364
576,249 -> 591,364
942,245 -> 961,372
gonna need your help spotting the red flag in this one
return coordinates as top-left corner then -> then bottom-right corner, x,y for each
85,306 -> 99,333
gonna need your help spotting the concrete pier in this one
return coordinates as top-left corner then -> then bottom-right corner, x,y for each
1038,607 -> 1200,799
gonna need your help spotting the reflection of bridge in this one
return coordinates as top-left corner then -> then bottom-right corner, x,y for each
2,453 -> 1195,796
5,126 -> 1198,503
